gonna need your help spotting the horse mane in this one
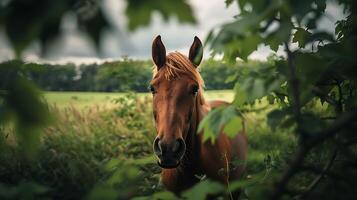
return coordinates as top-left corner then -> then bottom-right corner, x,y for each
152,52 -> 206,105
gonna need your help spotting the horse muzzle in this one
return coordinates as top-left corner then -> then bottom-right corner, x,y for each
157,159 -> 180,169
153,137 -> 186,169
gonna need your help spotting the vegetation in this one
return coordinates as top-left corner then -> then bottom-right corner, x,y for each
202,0 -> 357,199
43,90 -> 234,109
1,59 -> 264,92
0,0 -> 356,200
0,94 -> 157,200
0,92 -> 295,200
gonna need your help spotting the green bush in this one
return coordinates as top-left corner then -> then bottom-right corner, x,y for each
0,93 -> 158,200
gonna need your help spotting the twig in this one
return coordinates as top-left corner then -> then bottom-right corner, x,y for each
270,109 -> 357,200
300,166 -> 338,179
224,152 -> 233,200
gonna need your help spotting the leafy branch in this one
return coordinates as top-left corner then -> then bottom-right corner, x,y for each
270,108 -> 357,199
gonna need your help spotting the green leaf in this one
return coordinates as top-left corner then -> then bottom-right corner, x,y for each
266,19 -> 294,51
86,187 -> 119,200
293,28 -> 312,48
232,83 -> 247,106
209,12 -> 262,61
240,34 -> 262,61
223,116 -> 242,138
198,105 -> 240,143
182,180 -> 225,200
241,77 -> 265,102
125,0 -> 196,31
267,109 -> 289,129
151,191 -> 178,200
229,172 -> 265,191
238,0 -> 248,12
133,191 -> 178,200
78,8 -> 110,49
225,73 -> 238,84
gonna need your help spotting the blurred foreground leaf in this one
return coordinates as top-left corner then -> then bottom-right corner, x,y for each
198,105 -> 242,143
0,60 -> 51,158
181,180 -> 225,200
125,0 -> 196,31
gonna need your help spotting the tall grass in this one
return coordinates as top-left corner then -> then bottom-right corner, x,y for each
0,93 -> 298,199
0,93 -> 158,199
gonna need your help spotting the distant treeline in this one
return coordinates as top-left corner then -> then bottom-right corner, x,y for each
0,58 -> 265,92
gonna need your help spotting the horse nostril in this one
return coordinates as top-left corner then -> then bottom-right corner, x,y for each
154,137 -> 186,159
174,138 -> 186,158
153,137 -> 162,156
158,140 -> 163,152
172,139 -> 180,153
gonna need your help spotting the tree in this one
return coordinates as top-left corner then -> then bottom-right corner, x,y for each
200,0 -> 357,199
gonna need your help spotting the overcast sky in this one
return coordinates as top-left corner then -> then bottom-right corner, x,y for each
0,0 -> 346,64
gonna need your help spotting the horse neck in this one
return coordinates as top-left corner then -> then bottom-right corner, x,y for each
182,92 -> 207,169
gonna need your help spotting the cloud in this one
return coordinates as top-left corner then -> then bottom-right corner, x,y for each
0,0 -> 347,63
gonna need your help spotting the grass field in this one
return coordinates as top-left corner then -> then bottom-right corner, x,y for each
1,90 -> 296,199
44,90 -> 234,109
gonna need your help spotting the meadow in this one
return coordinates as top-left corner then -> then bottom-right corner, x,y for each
44,90 -> 235,109
0,90 -> 295,200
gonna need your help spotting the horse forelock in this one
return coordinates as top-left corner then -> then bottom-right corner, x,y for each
152,52 -> 206,105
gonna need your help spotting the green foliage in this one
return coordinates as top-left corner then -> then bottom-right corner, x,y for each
0,93 -> 157,200
126,0 -> 195,31
0,182 -> 49,200
1,59 -> 152,92
0,60 -> 51,158
133,191 -> 178,200
198,105 -> 243,143
0,0 -> 108,56
1,59 -> 267,92
86,157 -> 156,200
293,28 -> 312,48
203,0 -> 357,199
0,0 -> 196,57
181,180 -> 225,200
0,88 -> 300,199
200,59 -> 265,90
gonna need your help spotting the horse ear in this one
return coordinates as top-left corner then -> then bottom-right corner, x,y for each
152,35 -> 166,69
189,36 -> 203,67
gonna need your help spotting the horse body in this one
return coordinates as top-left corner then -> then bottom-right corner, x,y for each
161,100 -> 248,194
150,35 -> 248,198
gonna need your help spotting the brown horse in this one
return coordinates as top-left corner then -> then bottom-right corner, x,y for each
150,35 -> 248,198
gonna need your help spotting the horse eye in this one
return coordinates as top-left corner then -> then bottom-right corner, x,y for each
192,85 -> 199,95
148,85 -> 156,94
